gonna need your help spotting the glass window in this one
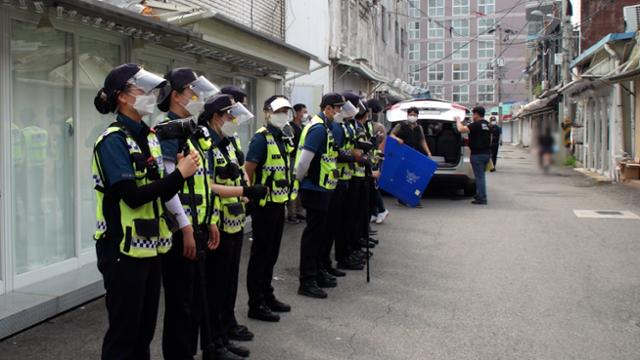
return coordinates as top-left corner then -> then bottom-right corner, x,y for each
478,84 -> 495,102
452,19 -> 469,37
409,0 -> 421,17
428,20 -> 444,39
408,64 -> 420,84
452,63 -> 469,81
428,64 -> 445,81
452,84 -> 469,103
429,85 -> 444,99
77,37 -> 121,250
478,18 -> 495,35
478,62 -> 494,80
409,43 -> 420,61
11,20 -> 74,274
428,42 -> 444,60
478,40 -> 495,58
452,41 -> 469,59
478,0 -> 495,15
408,21 -> 420,40
453,0 -> 469,16
428,0 -> 444,17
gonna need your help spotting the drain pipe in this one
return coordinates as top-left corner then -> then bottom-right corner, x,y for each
604,43 -> 624,182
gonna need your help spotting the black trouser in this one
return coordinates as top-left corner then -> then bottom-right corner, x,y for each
299,189 -> 331,284
491,145 -> 500,166
247,202 -> 285,308
162,227 -> 208,360
324,181 -> 349,266
348,177 -> 369,252
96,237 -> 161,360
206,230 -> 243,346
368,177 -> 377,218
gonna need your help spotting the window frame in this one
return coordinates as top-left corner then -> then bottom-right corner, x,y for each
428,0 -> 445,17
452,63 -> 469,81
451,19 -> 469,37
428,20 -> 444,39
478,0 -> 495,15
478,39 -> 495,59
427,42 -> 444,60
408,43 -> 420,61
477,62 -> 495,80
452,41 -> 469,59
452,0 -> 470,16
477,83 -> 495,103
452,84 -> 469,103
428,63 -> 445,82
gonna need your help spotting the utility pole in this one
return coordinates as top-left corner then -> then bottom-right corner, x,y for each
496,25 -> 503,123
559,0 -> 574,158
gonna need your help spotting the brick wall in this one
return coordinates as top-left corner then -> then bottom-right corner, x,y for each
581,0 -> 637,50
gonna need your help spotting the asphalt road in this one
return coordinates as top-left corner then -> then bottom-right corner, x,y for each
2,145 -> 640,360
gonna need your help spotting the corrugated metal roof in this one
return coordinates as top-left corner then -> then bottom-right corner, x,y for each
570,32 -> 636,69
172,0 -> 284,40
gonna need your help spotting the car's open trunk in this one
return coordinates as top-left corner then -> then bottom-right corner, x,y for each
420,120 -> 463,168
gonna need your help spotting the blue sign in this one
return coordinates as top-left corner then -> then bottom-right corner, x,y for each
379,137 -> 437,207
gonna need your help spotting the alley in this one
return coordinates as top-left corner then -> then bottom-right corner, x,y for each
2,145 -> 640,359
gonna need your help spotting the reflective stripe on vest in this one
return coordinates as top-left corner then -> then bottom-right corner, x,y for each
254,127 -> 299,206
180,137 -> 213,225
12,123 -> 24,164
295,115 -> 338,190
92,125 -> 172,258
210,139 -> 245,234
337,122 -> 355,181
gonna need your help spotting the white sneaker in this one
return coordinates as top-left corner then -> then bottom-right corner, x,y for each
376,210 -> 389,224
370,215 -> 377,223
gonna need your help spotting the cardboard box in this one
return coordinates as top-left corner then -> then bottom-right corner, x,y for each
622,163 -> 640,181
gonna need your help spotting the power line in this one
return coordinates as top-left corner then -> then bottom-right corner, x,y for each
410,0 -> 529,73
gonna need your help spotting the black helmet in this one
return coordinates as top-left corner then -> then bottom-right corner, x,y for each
198,94 -> 234,125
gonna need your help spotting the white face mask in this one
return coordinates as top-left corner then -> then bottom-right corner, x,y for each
407,115 -> 418,123
221,119 -> 239,137
270,112 -> 290,129
184,98 -> 205,118
301,113 -> 310,125
133,93 -> 157,116
334,112 -> 344,123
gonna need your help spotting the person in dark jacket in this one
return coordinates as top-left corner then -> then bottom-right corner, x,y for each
489,116 -> 502,171
456,106 -> 491,205
389,107 -> 433,156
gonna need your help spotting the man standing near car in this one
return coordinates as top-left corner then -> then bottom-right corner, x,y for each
389,107 -> 432,157
456,106 -> 491,205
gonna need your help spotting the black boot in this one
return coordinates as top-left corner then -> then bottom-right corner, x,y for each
248,303 -> 280,322
228,325 -> 254,342
265,297 -> 292,312
214,346 -> 244,360
298,282 -> 328,298
325,265 -> 346,277
225,342 -> 250,358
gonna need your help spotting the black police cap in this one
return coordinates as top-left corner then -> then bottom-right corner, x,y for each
198,94 -> 234,124
102,63 -> 140,97
366,99 -> 383,114
320,92 -> 345,108
165,68 -> 197,90
221,86 -> 247,103
342,91 -> 362,107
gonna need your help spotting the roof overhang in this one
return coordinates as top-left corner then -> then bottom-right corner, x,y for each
570,32 -> 636,69
336,59 -> 389,83
185,13 -> 315,74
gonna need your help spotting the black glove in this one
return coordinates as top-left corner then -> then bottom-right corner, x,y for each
242,184 -> 268,200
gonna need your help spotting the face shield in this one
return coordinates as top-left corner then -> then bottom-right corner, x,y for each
340,101 -> 358,119
126,69 -> 166,95
187,76 -> 220,101
229,102 -> 254,124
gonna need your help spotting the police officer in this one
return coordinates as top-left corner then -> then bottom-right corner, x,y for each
295,93 -> 342,298
199,94 -> 265,359
489,116 -> 502,171
322,93 -> 361,275
92,64 -> 200,359
244,95 -> 297,321
155,68 -> 219,360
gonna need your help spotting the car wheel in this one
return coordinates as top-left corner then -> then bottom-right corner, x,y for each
463,181 -> 476,197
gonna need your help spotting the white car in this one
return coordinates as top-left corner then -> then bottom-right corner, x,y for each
386,98 -> 476,196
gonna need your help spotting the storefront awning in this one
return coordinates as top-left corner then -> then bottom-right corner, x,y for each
604,33 -> 640,83
558,78 -> 596,96
515,94 -> 559,118
336,59 -> 389,84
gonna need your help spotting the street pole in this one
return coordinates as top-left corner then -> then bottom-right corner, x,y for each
496,26 -> 503,123
560,0 -> 574,158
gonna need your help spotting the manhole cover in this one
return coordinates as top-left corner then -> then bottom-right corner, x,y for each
573,210 -> 640,219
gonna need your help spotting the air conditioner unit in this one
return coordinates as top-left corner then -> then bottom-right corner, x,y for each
624,5 -> 640,32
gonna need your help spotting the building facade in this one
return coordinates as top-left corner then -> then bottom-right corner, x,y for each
284,0 -> 411,115
0,0 -> 312,337
406,0 -> 527,111
580,0 -> 638,51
